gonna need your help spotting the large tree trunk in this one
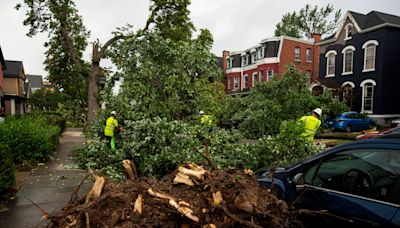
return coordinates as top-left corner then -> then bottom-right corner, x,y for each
87,61 -> 100,123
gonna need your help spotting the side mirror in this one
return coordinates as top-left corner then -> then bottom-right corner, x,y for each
293,173 -> 304,185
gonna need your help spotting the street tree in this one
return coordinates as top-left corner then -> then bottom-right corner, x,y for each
274,4 -> 341,38
17,0 -> 200,123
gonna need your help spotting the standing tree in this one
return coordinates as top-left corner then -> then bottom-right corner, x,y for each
274,4 -> 341,38
274,12 -> 302,38
17,0 -> 200,123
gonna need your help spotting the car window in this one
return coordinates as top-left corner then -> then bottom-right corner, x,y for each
304,149 -> 400,205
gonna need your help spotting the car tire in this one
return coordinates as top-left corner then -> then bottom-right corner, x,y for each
345,125 -> 352,133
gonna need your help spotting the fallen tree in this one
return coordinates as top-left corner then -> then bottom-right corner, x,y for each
43,162 -> 297,227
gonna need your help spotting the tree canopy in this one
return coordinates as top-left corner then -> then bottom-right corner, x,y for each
274,4 -> 341,38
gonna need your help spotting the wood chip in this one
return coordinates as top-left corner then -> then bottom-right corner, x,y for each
212,191 -> 223,206
133,194 -> 143,214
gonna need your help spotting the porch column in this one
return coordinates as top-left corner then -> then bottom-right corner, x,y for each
10,99 -> 15,115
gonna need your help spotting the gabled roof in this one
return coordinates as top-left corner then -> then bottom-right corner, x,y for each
3,60 -> 23,77
350,10 -> 400,30
26,74 -> 44,88
319,10 -> 400,45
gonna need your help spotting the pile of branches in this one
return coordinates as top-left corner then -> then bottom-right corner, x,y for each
37,160 -> 303,227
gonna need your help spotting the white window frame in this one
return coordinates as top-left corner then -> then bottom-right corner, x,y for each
259,70 -> 263,82
295,47 -> 300,61
234,77 -> 239,90
345,23 -> 353,40
251,53 -> 257,63
267,69 -> 274,81
306,48 -> 312,62
360,79 -> 376,114
252,72 -> 258,87
362,40 -> 379,72
227,78 -> 231,90
325,50 -> 337,77
342,46 -> 355,75
243,74 -> 249,88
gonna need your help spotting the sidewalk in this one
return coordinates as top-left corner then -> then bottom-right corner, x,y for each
0,128 -> 92,228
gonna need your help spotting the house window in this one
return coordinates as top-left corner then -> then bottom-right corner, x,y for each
342,46 -> 355,75
227,58 -> 234,69
345,24 -> 353,40
241,54 -> 249,66
227,78 -> 231,90
361,79 -> 376,113
234,77 -> 239,89
267,69 -> 274,81
342,81 -> 355,109
259,71 -> 263,81
306,48 -> 312,62
243,74 -> 249,88
325,50 -> 337,77
295,47 -> 300,61
252,72 -> 258,87
362,40 -> 379,72
251,53 -> 257,63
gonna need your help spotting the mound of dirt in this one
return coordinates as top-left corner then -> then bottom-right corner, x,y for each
46,165 -> 299,227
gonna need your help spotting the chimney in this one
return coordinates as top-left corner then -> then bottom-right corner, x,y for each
311,33 -> 321,43
311,34 -> 321,82
222,50 -> 230,73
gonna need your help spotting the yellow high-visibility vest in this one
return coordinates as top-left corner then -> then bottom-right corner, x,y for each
299,115 -> 321,141
104,116 -> 118,137
200,115 -> 213,126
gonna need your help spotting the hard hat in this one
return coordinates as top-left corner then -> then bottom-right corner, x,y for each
111,111 -> 116,116
199,110 -> 204,115
313,108 -> 322,117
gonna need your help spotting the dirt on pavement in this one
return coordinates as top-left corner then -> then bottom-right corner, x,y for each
46,166 -> 299,228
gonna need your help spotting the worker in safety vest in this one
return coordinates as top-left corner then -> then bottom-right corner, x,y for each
199,110 -> 213,126
299,108 -> 322,141
104,111 -> 118,151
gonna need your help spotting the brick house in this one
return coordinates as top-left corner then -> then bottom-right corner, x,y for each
0,47 -> 5,110
223,35 -> 321,95
3,60 -> 28,115
317,10 -> 400,124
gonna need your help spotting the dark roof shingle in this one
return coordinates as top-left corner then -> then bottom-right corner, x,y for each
3,60 -> 23,77
26,75 -> 44,89
350,10 -> 400,30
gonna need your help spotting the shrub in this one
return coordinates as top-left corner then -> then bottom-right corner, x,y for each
0,116 -> 61,164
0,144 -> 15,201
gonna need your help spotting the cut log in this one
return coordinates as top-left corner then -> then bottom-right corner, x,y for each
178,166 -> 206,181
122,160 -> 138,181
212,191 -> 223,206
133,194 -> 143,215
169,200 -> 199,223
244,168 -> 253,176
147,188 -> 176,201
173,173 -> 194,186
91,176 -> 105,199
203,224 -> 217,228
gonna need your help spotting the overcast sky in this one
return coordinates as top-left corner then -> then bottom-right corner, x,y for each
1,0 -> 400,78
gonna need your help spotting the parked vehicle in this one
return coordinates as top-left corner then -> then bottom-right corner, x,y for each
392,118 -> 400,127
257,137 -> 400,227
357,127 -> 400,140
324,111 -> 376,132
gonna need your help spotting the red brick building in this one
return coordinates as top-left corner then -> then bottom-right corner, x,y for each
0,47 -> 5,109
223,34 -> 321,95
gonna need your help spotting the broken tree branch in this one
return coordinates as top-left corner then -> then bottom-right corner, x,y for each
25,197 -> 49,220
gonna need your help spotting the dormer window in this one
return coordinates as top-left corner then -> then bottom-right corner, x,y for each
345,23 -> 353,40
250,48 -> 257,63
